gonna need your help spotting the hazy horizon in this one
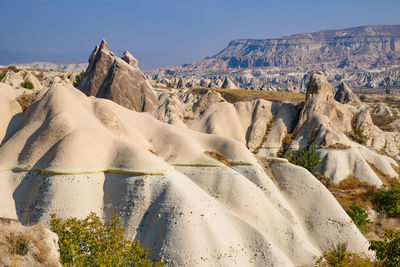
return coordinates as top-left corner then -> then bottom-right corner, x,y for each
1,0 -> 399,70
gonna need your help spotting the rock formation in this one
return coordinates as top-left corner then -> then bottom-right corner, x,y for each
334,82 -> 360,104
188,25 -> 400,70
0,82 -> 376,266
79,39 -> 158,111
221,76 -> 238,89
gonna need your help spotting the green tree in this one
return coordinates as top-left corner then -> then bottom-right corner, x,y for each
345,203 -> 370,233
370,229 -> 400,266
50,212 -> 163,267
73,72 -> 84,89
374,183 -> 400,217
286,145 -> 322,173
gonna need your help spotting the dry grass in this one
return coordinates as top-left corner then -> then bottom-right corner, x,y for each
0,218 -> 60,267
256,156 -> 278,186
324,143 -> 351,149
15,93 -> 35,111
367,161 -> 398,186
205,151 -> 231,167
276,134 -> 293,158
252,118 -> 274,153
371,114 -> 400,132
212,88 -> 305,105
315,173 -> 377,210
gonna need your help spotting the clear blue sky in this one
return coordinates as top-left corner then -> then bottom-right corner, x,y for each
0,0 -> 399,69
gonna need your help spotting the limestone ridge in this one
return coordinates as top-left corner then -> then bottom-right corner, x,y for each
79,39 -> 158,111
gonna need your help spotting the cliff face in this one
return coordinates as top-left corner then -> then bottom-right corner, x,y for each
199,25 -> 400,70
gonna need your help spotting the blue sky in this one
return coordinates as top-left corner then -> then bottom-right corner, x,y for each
0,0 -> 399,69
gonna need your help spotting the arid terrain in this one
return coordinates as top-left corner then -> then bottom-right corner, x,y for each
2,36 -> 400,266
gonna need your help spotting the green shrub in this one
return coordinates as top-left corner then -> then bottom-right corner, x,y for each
352,128 -> 368,145
286,145 -> 321,173
316,243 -> 373,267
374,183 -> 400,217
50,212 -> 163,267
73,72 -> 84,89
345,203 -> 370,233
7,65 -> 17,70
359,95 -> 366,102
370,229 -> 400,266
21,81 -> 34,90
0,73 -> 5,82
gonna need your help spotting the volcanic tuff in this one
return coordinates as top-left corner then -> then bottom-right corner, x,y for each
79,39 -> 158,111
193,25 -> 400,70
149,25 -> 400,92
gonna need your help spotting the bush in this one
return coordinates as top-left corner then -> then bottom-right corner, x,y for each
316,243 -> 373,267
359,95 -> 366,102
21,81 -> 34,90
345,203 -> 370,233
50,212 -> 163,267
370,229 -> 400,266
374,183 -> 400,217
73,72 -> 84,89
0,73 -> 5,82
286,145 -> 321,173
351,128 -> 368,145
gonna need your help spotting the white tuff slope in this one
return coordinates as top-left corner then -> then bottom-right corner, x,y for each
0,82 -> 373,266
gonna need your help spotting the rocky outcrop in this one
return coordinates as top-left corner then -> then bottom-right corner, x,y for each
334,82 -> 360,104
79,39 -> 158,111
221,77 -> 238,89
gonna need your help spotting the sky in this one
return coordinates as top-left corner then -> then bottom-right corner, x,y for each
0,0 -> 399,70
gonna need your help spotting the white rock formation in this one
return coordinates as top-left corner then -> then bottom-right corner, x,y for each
0,82 -> 374,266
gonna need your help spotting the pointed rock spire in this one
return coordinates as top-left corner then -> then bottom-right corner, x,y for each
221,77 -> 238,89
79,39 -> 158,112
121,50 -> 138,67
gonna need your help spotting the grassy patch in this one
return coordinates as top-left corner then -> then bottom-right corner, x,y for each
205,151 -> 231,167
316,173 -> 377,210
371,114 -> 400,132
20,81 -> 34,90
316,243 -> 374,266
277,134 -> 293,158
213,88 -> 304,105
252,118 -> 274,153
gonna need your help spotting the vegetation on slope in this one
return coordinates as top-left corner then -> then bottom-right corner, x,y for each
286,146 -> 322,173
50,212 -> 163,267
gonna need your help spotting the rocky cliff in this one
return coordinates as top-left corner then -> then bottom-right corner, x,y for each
196,25 -> 400,71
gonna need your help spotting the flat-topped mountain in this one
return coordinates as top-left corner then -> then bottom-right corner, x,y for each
187,25 -> 400,71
